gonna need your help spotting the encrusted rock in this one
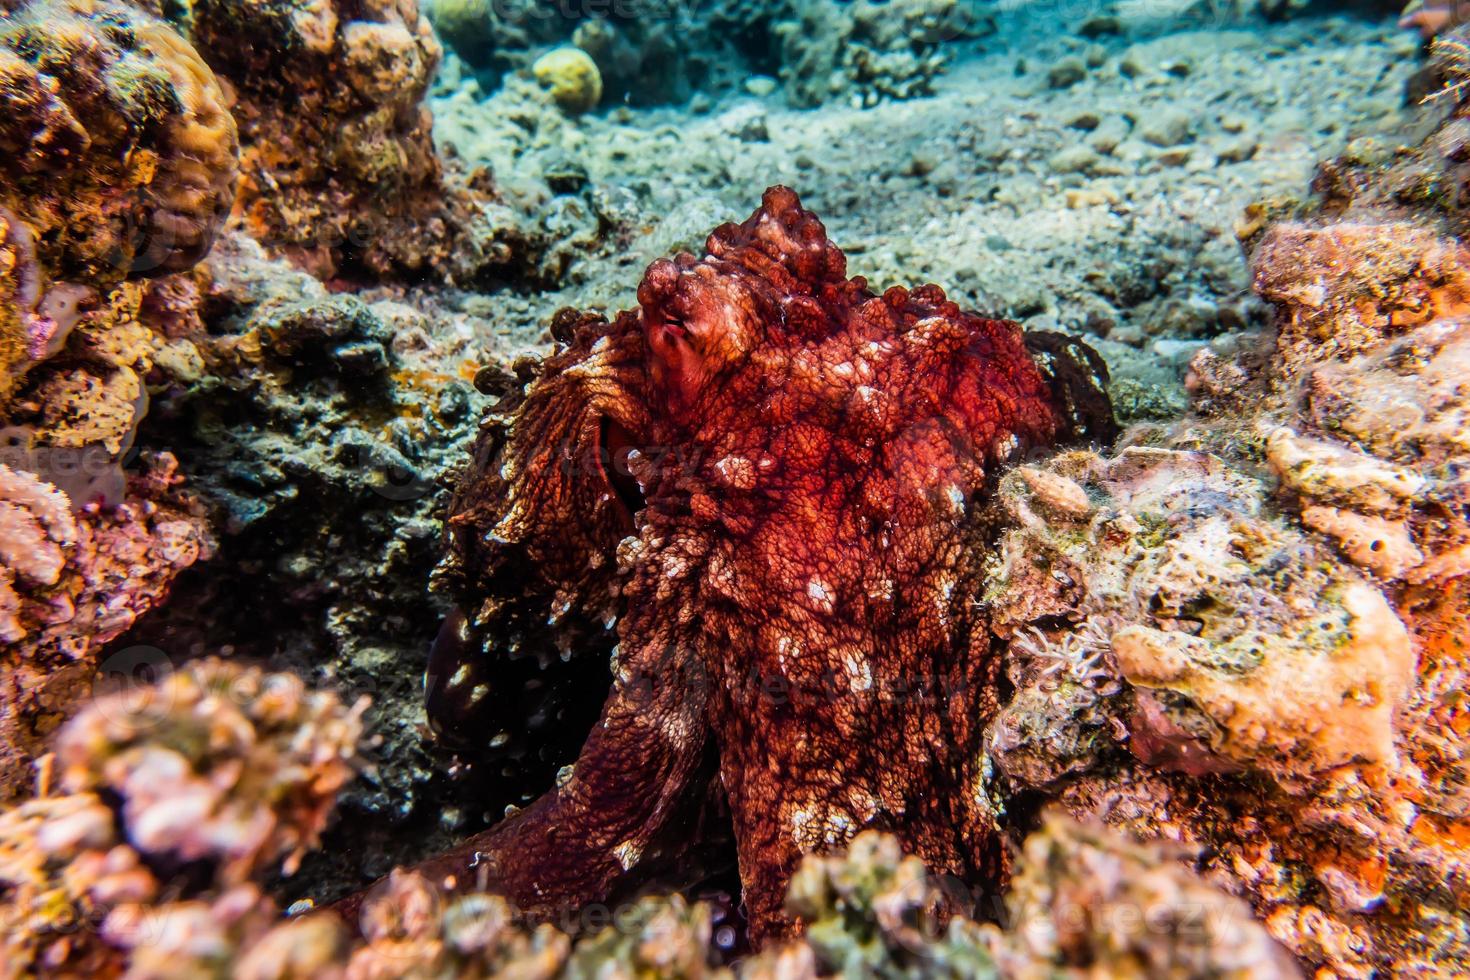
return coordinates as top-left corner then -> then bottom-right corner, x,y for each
0,0 -> 238,281
0,658 -> 367,975
0,455 -> 211,801
991,447 -> 1415,784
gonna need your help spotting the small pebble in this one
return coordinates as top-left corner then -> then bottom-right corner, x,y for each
743,74 -> 778,97
1139,107 -> 1192,147
1066,185 -> 1120,208
1215,138 -> 1257,163
1079,14 -> 1123,37
1048,56 -> 1087,89
909,151 -> 938,176
1088,116 -> 1131,154
1156,146 -> 1192,167
1050,144 -> 1099,174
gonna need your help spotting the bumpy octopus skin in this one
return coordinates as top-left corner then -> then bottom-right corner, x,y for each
413,187 -> 1115,942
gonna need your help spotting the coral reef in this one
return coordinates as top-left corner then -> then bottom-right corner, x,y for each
989,447 -> 1413,785
532,46 -> 603,115
342,820 -> 1292,977
1,208 -> 52,405
426,0 -> 990,109
0,0 -> 239,282
0,455 -> 211,802
0,657 -> 365,976
100,234 -> 495,893
0,5 -> 227,798
979,56 -> 1470,971
0,463 -> 74,649
424,0 -> 570,78
778,0 -> 984,108
993,814 -> 1301,979
170,0 -> 544,285
57,656 -> 367,882
1,648 -> 1283,977
406,186 -> 1116,943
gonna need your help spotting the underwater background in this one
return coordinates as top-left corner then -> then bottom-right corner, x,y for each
2,0 -> 1468,975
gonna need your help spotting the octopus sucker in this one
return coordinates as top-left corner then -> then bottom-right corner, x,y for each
389,186 -> 1116,944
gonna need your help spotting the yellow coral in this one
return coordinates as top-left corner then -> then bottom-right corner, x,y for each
532,46 -> 603,115
0,209 -> 36,405
0,0 -> 238,280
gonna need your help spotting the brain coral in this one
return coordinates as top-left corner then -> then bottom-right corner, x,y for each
0,0 -> 239,280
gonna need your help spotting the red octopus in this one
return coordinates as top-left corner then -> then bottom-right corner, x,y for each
412,187 -> 1115,943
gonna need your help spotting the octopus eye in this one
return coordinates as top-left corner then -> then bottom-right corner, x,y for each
598,415 -> 647,516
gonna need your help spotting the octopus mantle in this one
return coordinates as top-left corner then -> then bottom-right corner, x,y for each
419,187 -> 1115,942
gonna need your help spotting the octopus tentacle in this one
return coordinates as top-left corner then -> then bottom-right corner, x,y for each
428,309 -> 647,765
361,616 -> 709,925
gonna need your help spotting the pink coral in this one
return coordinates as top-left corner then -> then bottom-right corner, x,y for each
0,454 -> 213,801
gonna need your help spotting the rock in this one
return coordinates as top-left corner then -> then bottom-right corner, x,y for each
1088,115 -> 1131,154
1216,137 -> 1258,163
1047,56 -> 1088,88
743,74 -> 778,97
1079,14 -> 1124,37
1139,106 -> 1192,146
908,150 -> 939,176
1049,144 -> 1100,174
542,154 -> 589,195
1156,146 -> 1192,167
1066,185 -> 1120,208
719,103 -> 770,143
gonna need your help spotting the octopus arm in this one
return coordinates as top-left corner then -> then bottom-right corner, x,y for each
386,622 -> 709,921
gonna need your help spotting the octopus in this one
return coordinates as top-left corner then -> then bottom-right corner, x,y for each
410,187 -> 1116,944
1400,0 -> 1470,37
